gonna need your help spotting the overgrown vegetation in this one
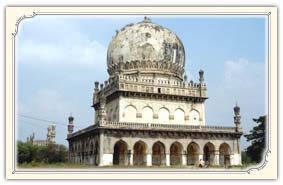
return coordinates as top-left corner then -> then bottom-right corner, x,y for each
242,115 -> 266,164
17,141 -> 68,164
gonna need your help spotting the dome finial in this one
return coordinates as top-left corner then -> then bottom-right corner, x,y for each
143,16 -> 151,23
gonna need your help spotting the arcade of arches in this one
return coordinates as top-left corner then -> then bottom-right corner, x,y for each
110,140 -> 233,167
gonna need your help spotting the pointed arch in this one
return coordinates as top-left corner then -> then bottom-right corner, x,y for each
189,109 -> 200,125
141,106 -> 154,123
133,140 -> 147,166
113,140 -> 128,165
203,142 -> 215,165
158,107 -> 170,124
124,105 -> 137,122
187,142 -> 200,165
170,141 -> 183,166
174,108 -> 185,124
152,141 -> 166,166
219,143 -> 232,167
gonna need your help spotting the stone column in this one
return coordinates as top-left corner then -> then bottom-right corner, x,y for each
182,151 -> 187,166
128,150 -> 133,166
147,153 -> 152,166
230,153 -> 235,166
166,153 -> 170,166
198,153 -> 203,161
214,150 -> 220,166
98,131 -> 104,166
102,153 -> 113,166
237,138 -> 242,165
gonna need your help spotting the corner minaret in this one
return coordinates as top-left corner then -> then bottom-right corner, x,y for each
199,69 -> 204,84
199,69 -> 206,97
233,103 -> 241,132
68,114 -> 74,135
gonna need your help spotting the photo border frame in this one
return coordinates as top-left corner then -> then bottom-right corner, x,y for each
5,6 -> 278,179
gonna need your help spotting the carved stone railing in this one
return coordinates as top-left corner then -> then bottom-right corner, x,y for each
104,121 -> 240,133
93,74 -> 207,105
67,121 -> 242,139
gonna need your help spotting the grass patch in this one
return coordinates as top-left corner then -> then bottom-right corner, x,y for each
18,162 -> 94,168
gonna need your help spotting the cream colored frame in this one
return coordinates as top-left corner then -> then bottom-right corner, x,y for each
5,6 -> 277,179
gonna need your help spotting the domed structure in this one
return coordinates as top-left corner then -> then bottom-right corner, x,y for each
67,17 -> 243,168
107,17 -> 185,80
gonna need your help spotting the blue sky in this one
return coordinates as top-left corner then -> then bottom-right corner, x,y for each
16,15 -> 267,149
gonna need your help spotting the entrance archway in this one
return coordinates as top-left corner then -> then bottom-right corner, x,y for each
170,142 -> 183,166
203,142 -> 215,165
187,142 -> 200,165
133,141 -> 147,166
152,141 -> 166,166
219,143 -> 231,167
113,140 -> 128,165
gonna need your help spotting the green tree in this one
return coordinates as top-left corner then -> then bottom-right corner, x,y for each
244,115 -> 266,163
17,141 -> 68,164
17,141 -> 31,163
241,151 -> 251,165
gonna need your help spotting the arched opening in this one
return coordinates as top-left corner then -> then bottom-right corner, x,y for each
203,142 -> 215,166
170,142 -> 183,166
124,105 -> 137,122
174,108 -> 185,124
187,142 -> 200,165
133,141 -> 147,166
189,109 -> 200,125
152,141 -> 166,166
219,143 -> 231,167
113,140 -> 128,166
94,141 -> 99,165
158,108 -> 170,124
142,106 -> 153,123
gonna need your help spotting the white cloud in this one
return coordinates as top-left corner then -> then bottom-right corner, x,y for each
16,17 -> 107,71
18,39 -> 107,69
224,58 -> 265,89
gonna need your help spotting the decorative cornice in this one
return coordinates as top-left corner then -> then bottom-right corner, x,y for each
108,60 -> 185,79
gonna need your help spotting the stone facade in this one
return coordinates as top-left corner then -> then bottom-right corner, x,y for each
67,17 -> 243,167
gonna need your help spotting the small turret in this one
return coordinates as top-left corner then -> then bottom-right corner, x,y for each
143,16 -> 151,23
68,114 -> 74,135
233,103 -> 241,132
199,69 -> 204,84
184,74 -> 188,82
94,81 -> 99,93
198,69 -> 205,97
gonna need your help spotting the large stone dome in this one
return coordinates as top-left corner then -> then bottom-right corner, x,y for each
107,17 -> 185,79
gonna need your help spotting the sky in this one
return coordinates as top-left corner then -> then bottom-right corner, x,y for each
16,15 -> 267,149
